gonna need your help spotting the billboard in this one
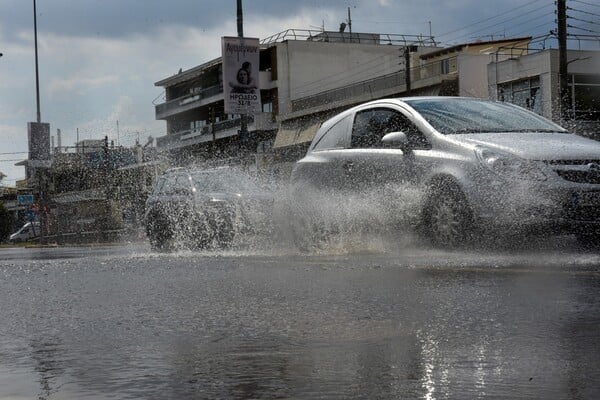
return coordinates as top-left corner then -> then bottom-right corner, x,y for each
27,122 -> 50,160
221,36 -> 261,114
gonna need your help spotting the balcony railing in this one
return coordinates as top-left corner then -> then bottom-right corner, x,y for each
155,85 -> 223,119
156,113 -> 276,151
291,72 -> 406,112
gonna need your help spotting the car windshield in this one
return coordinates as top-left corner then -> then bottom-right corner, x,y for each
190,170 -> 260,193
405,98 -> 567,135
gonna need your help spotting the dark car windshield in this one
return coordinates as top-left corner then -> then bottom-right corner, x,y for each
405,98 -> 567,135
190,170 -> 260,193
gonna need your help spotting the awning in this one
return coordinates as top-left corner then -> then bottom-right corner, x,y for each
273,127 -> 300,149
273,121 -> 321,149
296,122 -> 320,145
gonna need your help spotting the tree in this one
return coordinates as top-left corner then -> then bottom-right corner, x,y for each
0,201 -> 13,242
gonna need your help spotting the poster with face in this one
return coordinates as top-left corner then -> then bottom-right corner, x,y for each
221,36 -> 261,114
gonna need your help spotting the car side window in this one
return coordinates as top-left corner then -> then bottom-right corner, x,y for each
173,175 -> 193,194
351,108 -> 431,150
312,115 -> 351,151
153,177 -> 167,194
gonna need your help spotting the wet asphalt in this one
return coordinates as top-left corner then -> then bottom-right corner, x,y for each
0,239 -> 599,399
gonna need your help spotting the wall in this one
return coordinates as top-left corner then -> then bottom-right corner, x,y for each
457,54 -> 495,98
276,40 -> 402,115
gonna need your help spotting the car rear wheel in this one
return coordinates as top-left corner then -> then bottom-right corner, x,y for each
424,181 -> 473,248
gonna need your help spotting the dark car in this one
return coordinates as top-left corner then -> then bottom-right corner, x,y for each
145,166 -> 272,250
289,97 -> 600,249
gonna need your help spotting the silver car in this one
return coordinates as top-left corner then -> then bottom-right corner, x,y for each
289,97 -> 600,248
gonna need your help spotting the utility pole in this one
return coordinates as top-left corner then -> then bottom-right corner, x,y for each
33,0 -> 41,123
403,45 -> 418,96
237,0 -> 248,150
557,0 -> 569,119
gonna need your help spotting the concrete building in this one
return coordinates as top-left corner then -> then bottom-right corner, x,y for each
488,48 -> 600,136
153,29 -> 438,174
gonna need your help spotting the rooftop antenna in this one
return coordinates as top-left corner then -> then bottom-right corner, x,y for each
347,7 -> 352,35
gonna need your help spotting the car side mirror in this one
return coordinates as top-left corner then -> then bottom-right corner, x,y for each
381,131 -> 408,149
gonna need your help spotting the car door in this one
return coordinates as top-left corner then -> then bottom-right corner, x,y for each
343,105 -> 433,221
343,106 -> 407,194
293,114 -> 352,193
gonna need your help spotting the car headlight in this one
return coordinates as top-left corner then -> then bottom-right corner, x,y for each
475,147 -> 547,181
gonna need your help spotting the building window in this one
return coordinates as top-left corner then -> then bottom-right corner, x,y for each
569,74 -> 600,121
498,77 -> 541,114
262,102 -> 273,113
441,59 -> 450,75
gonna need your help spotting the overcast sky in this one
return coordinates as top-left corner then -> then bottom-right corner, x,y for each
0,0 -> 597,185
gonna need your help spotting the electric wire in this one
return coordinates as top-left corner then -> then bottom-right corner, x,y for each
568,15 -> 600,26
570,0 -> 600,8
569,7 -> 600,18
436,1 -> 554,45
435,0 -> 544,40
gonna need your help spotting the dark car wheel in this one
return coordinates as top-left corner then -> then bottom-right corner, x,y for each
146,211 -> 175,251
423,181 -> 473,248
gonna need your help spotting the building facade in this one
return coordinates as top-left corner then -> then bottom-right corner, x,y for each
488,48 -> 600,136
153,30 -> 438,175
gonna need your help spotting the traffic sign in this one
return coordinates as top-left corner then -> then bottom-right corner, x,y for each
17,195 -> 34,205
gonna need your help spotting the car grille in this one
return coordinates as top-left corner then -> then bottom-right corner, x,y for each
545,160 -> 600,184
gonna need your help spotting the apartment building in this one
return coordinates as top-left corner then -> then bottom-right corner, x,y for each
153,29 -> 438,173
488,48 -> 600,136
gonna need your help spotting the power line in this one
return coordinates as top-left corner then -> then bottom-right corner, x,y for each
568,24 -> 600,34
436,0 -> 549,44
570,0 -> 600,8
435,0 -> 544,39
568,15 -> 600,26
569,6 -> 600,18
440,4 -> 555,45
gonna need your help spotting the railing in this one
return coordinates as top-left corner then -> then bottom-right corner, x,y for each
155,85 -> 222,117
156,113 -> 277,151
290,56 -> 459,113
260,29 -> 436,46
291,72 -> 405,112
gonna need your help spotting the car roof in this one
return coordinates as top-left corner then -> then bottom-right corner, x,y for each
308,96 -> 492,151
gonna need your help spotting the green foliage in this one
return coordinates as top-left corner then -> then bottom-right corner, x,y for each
0,202 -> 13,242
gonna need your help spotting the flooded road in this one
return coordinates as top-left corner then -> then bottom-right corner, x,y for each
0,241 -> 599,399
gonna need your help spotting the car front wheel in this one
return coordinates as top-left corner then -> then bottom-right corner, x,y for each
146,210 -> 175,251
424,181 -> 473,248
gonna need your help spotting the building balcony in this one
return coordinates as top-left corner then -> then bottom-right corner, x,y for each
155,112 -> 277,152
155,85 -> 223,120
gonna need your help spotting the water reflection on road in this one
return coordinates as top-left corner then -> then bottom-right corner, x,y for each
0,240 -> 599,399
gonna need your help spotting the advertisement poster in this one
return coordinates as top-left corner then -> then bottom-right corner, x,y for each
221,36 -> 261,114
